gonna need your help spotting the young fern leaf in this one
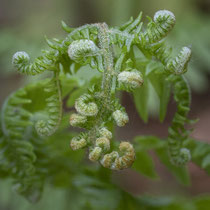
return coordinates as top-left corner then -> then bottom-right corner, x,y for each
35,71 -> 62,137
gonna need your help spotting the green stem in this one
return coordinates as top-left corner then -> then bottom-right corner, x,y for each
88,23 -> 115,144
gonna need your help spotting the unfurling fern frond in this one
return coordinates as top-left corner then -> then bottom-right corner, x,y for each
75,93 -> 98,117
12,51 -> 56,75
70,132 -> 88,151
112,110 -> 129,127
148,43 -> 191,75
35,71 -> 62,137
117,70 -> 144,91
140,10 -> 176,45
68,39 -> 100,64
167,75 -> 192,166
166,47 -> 192,75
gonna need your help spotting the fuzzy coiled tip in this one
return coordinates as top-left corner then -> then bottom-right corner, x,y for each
180,47 -> 192,65
69,113 -> 87,127
35,120 -> 49,136
100,142 -> 135,170
70,136 -> 87,150
114,142 -> 135,170
99,127 -> 112,139
154,10 -> 176,23
89,147 -> 102,161
167,46 -> 191,74
112,110 -> 129,127
180,148 -> 191,163
75,94 -> 98,117
100,151 -> 119,169
117,70 -> 143,90
12,51 -> 30,66
95,137 -> 110,152
68,39 -> 99,63
170,148 -> 191,166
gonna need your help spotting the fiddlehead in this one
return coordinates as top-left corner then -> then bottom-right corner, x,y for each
35,71 -> 62,137
70,133 -> 88,151
68,39 -> 100,64
75,93 -> 98,117
101,142 -> 135,170
12,51 -> 56,75
117,70 -> 144,91
139,10 -> 176,45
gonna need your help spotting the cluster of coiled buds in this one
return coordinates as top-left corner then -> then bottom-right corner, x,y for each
69,120 -> 135,170
69,89 -> 135,170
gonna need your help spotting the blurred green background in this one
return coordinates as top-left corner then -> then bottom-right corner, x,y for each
0,0 -> 210,209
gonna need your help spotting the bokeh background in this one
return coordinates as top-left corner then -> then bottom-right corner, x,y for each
0,0 -> 210,209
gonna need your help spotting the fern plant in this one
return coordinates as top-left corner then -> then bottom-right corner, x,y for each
1,9 -> 210,208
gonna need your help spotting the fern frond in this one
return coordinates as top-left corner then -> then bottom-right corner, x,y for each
35,71 -> 62,137
1,88 -> 39,200
167,75 -> 192,166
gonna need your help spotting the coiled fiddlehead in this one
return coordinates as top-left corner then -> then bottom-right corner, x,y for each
117,70 -> 144,91
12,51 -> 56,75
68,39 -> 100,64
35,71 -> 62,137
75,93 -> 98,117
139,10 -> 175,45
101,142 -> 135,170
167,75 -> 191,165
